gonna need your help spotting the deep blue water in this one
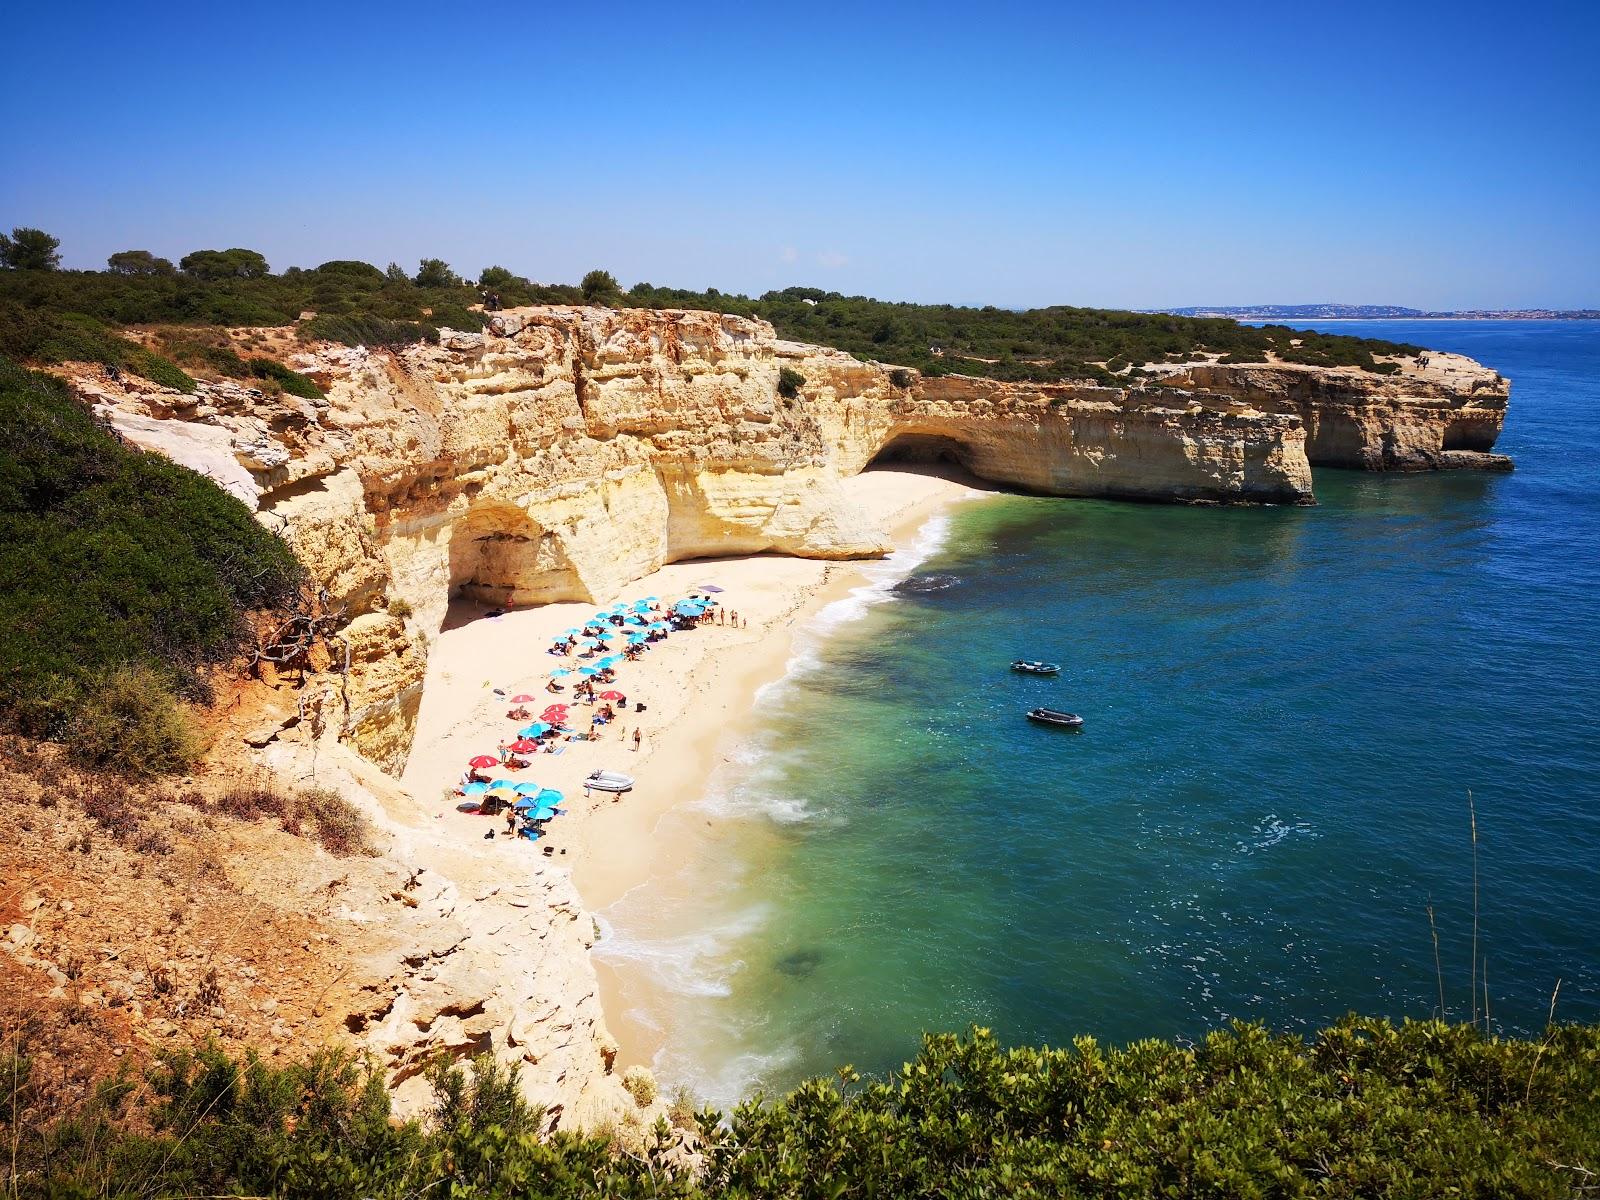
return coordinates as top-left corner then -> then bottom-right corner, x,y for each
601,321 -> 1600,1103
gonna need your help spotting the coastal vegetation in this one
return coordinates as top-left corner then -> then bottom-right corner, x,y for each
0,358 -> 303,770
0,230 -> 1423,390
5,1017 -> 1596,1197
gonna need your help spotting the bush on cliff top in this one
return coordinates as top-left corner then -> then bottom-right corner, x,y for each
0,358 -> 303,753
5,1016 -> 1598,1197
2,239 -> 1424,386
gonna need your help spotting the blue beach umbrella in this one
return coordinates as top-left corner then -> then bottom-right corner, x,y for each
563,626 -> 580,634
550,668 -> 572,678
513,797 -> 538,810
596,655 -> 621,667
490,779 -> 516,790
519,722 -> 552,737
513,781 -> 542,794
461,781 -> 488,795
536,788 -> 564,805
531,806 -> 560,821
626,632 -> 647,642
632,600 -> 651,611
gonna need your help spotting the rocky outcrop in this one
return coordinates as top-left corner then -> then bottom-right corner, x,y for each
1149,353 -> 1511,471
73,305 -> 1511,770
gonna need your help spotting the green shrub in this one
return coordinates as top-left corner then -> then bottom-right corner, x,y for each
620,1066 -> 657,1108
776,366 -> 805,400
125,346 -> 197,392
5,1017 -> 1599,1197
70,664 -> 199,776
247,356 -> 323,398
888,367 -> 915,389
0,358 -> 303,743
298,312 -> 435,349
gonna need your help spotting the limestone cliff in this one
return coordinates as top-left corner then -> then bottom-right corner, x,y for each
74,305 -> 1509,771
1148,353 -> 1512,471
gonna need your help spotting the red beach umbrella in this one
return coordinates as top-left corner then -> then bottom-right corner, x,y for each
509,739 -> 538,753
598,690 -> 625,701
542,705 -> 568,715
511,693 -> 538,703
468,755 -> 498,769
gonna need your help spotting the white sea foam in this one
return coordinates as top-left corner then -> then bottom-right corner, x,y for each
594,896 -> 773,999
753,511 -> 955,707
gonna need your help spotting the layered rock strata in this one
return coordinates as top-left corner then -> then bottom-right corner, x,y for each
1150,354 -> 1512,471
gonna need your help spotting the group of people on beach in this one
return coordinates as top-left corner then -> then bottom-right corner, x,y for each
451,589 -> 744,842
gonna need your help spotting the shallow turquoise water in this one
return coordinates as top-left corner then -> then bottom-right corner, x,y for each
600,321 -> 1600,1104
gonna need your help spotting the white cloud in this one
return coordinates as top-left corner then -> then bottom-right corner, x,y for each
817,249 -> 850,269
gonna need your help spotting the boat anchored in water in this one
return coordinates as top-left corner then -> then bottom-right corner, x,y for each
1011,660 -> 1061,676
1026,707 -> 1083,729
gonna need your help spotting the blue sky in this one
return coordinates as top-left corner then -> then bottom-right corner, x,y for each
3,0 -> 1596,308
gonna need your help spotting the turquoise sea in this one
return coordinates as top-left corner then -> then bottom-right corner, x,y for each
598,321 -> 1600,1105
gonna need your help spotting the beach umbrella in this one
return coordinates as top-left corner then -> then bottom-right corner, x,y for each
469,755 -> 498,769
488,784 -> 518,797
513,781 -> 542,794
598,690 -> 625,701
644,596 -> 658,602
513,797 -> 538,810
535,788 -> 564,805
509,739 -> 537,753
626,632 -> 647,642
490,779 -> 516,790
511,693 -> 538,703
551,667 -> 572,677
519,722 -> 552,737
596,655 -> 621,667
632,600 -> 651,611
563,626 -> 580,634
531,806 -> 560,821
462,781 -> 488,795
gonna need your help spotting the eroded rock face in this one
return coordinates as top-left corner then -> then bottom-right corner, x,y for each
1151,354 -> 1511,471
72,305 -> 1509,769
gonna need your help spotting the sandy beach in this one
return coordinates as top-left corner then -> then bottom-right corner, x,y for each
397,467 -> 986,1068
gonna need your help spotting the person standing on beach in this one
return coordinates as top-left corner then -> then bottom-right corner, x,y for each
504,807 -> 517,837
633,727 -> 642,751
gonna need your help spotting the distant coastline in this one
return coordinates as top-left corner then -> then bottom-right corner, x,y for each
1148,304 -> 1600,321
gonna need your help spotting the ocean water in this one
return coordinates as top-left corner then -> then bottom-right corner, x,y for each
597,321 -> 1600,1106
